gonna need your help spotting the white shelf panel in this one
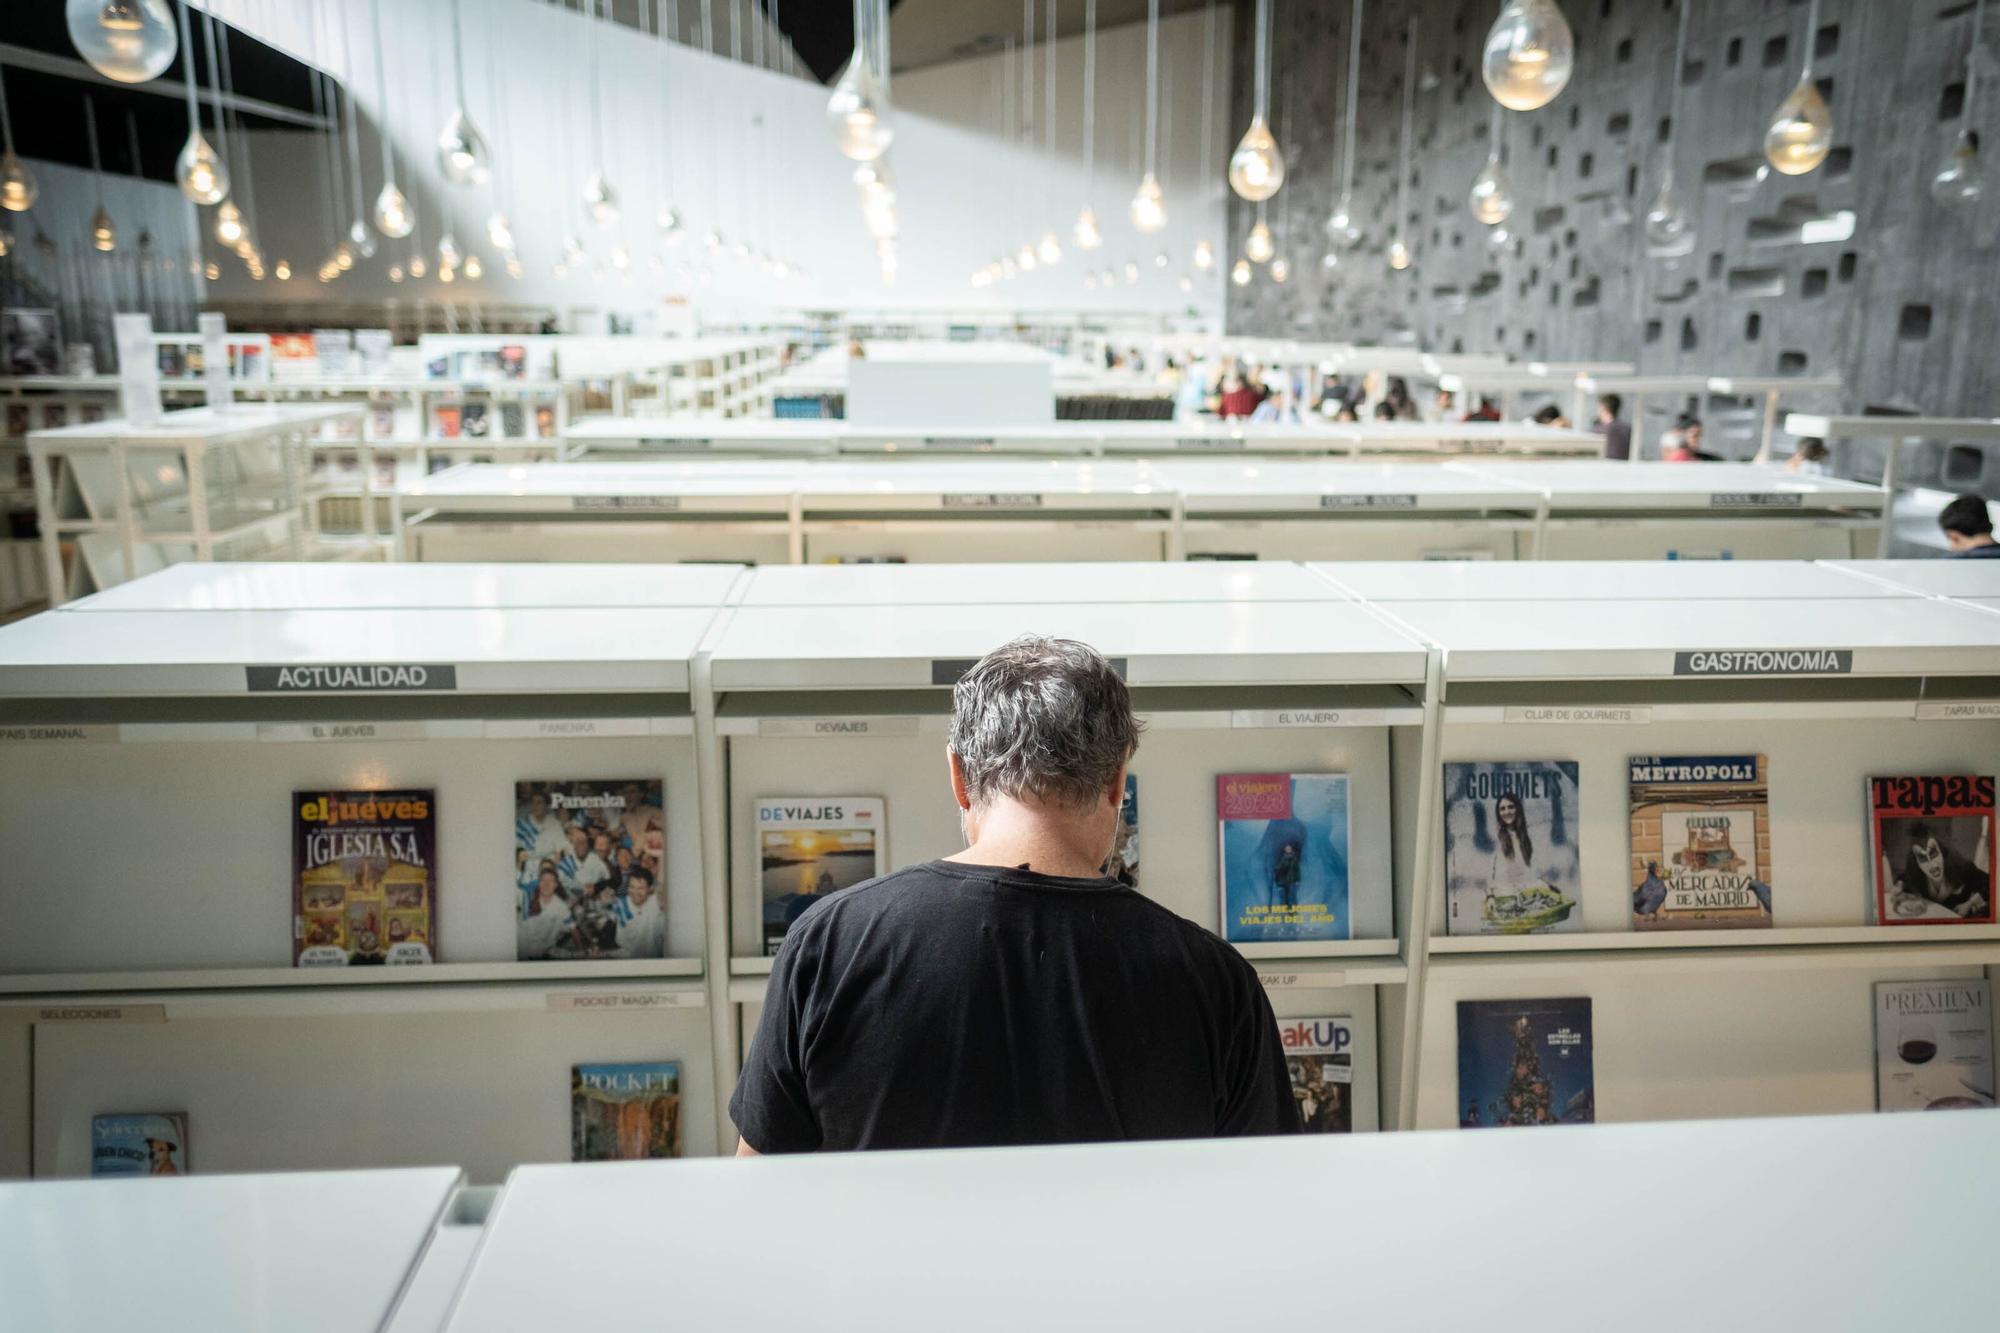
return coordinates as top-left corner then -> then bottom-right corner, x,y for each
27,404 -> 360,448
1822,559 -> 2000,599
738,561 -> 1347,607
708,600 -> 1429,689
1384,596 -> 2000,679
67,561 -> 745,612
731,956 -> 775,977
1230,938 -> 1402,961
1785,413 -> 2000,441
7,977 -> 707,1022
1457,460 -> 1885,510
1425,937 -> 2000,977
0,958 -> 703,996
1319,559 -> 1909,603
0,1167 -> 462,1333
1441,699 -> 1929,724
1160,460 -> 1538,513
0,605 -> 715,696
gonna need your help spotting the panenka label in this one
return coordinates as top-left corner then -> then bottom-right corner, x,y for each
483,717 -> 654,739
1672,650 -> 1852,676
245,664 -> 458,692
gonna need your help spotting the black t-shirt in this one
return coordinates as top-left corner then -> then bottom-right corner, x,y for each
730,859 -> 1301,1152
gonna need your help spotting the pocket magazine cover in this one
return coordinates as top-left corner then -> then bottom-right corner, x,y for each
515,779 -> 666,961
758,797 -> 885,955
1870,775 -> 1996,924
571,1062 -> 682,1161
1279,1016 -> 1354,1133
91,1113 -> 189,1176
1874,980 -> 1995,1112
293,789 -> 437,965
1105,774 -> 1139,888
1628,755 -> 1773,930
1456,998 -> 1594,1128
1443,761 -> 1582,936
1216,773 -> 1351,944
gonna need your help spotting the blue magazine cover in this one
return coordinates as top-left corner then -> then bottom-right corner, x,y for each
1456,998 -> 1594,1128
91,1113 -> 189,1176
1216,773 -> 1351,943
1443,760 -> 1583,935
1106,775 -> 1138,888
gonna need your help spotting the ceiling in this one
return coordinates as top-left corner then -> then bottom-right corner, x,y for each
881,0 -> 1217,75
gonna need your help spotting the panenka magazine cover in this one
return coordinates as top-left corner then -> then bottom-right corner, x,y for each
1871,775 -> 1996,924
1443,761 -> 1582,936
1628,755 -> 1773,930
1279,1016 -> 1354,1133
758,797 -> 885,955
1874,980 -> 1995,1112
1456,998 -> 1594,1128
293,789 -> 437,966
516,780 -> 667,961
1105,774 -> 1139,888
1216,773 -> 1351,944
91,1113 -> 188,1176
571,1062 -> 681,1161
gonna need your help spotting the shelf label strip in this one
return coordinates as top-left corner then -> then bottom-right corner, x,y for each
1672,649 -> 1852,677
757,717 -> 921,738
0,724 -> 118,744
1,1003 -> 166,1024
1320,494 -> 1419,510
1709,492 -> 1805,509
1231,709 -> 1391,728
1503,705 -> 1653,725
547,991 -> 702,1012
940,492 -> 1044,508
1915,701 -> 2000,721
573,495 -> 680,511
484,718 -> 655,739
245,664 -> 459,692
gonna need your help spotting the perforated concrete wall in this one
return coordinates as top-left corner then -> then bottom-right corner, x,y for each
1224,0 -> 1999,483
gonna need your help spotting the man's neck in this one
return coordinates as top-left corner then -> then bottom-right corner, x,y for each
945,798 -> 1112,879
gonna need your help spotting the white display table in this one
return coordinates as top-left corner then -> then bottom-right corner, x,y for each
442,1112 -> 1999,1333
1315,557 -> 1911,602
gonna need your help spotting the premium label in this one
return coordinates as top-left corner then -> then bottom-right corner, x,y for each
245,664 -> 458,692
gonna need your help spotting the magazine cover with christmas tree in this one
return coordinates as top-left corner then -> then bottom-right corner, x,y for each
1628,755 -> 1773,930
1216,773 -> 1350,944
1456,997 -> 1594,1128
571,1062 -> 682,1161
1443,761 -> 1582,936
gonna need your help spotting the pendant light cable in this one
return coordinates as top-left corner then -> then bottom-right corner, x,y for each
1083,0 -> 1097,202
1397,10 -> 1415,249
1339,0 -> 1362,210
1144,0 -> 1160,175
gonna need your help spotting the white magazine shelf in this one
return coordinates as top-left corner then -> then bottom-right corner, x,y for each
1365,572 -> 2000,1130
0,565 -> 747,1175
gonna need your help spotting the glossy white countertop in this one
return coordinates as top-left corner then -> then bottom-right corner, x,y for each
1316,559 -> 1911,601
64,561 -> 746,612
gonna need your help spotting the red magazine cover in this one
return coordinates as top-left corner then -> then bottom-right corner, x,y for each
1870,775 -> 1995,925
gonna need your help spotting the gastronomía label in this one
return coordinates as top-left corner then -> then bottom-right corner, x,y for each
1672,650 -> 1852,676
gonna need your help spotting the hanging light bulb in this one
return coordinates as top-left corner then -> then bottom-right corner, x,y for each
487,212 -> 514,251
656,206 -> 684,243
347,219 -> 376,260
584,172 -> 619,226
1245,218 -> 1275,264
1764,77 -> 1833,176
1192,238 -> 1215,270
373,182 -> 414,238
1644,171 -> 1692,254
1481,0 -> 1574,111
1469,151 -> 1512,225
732,238 -> 752,261
437,233 -> 462,269
438,262 -> 456,284
334,242 -> 355,271
1269,255 -> 1291,284
1387,238 -> 1412,270
463,252 -> 483,279
66,0 -> 178,84
1073,206 -> 1103,250
409,253 -> 427,278
1319,249 -> 1339,273
504,253 -> 523,278
275,259 -> 291,280
1230,258 -> 1251,286
203,259 -> 219,280
1123,259 -> 1140,283
437,108 -> 492,186
213,200 -> 246,247
1129,172 -> 1168,232
1038,231 -> 1064,265
827,53 -> 894,162
1082,271 -> 1098,291
1228,117 -> 1286,202
174,131 -> 227,205
1932,128 -> 1983,207
1000,255 -> 1018,280
0,153 -> 35,212
1325,207 -> 1362,249
0,227 -> 13,258
89,205 -> 116,252
1153,250 -> 1170,268
388,263 -> 404,282
704,227 -> 724,252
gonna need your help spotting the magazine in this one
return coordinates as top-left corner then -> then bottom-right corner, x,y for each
1216,773 -> 1351,943
1443,761 -> 1582,936
757,797 -> 885,955
1456,997 -> 1594,1128
293,789 -> 437,965
1,307 -> 62,376
1874,979 -> 1995,1112
571,1062 -> 681,1160
533,404 -> 557,438
462,398 -> 490,439
1105,774 -> 1138,888
1279,1016 -> 1354,1132
1870,775 -> 1996,924
1628,755 -> 1772,930
433,400 -> 463,439
91,1112 -> 189,1176
498,400 -> 526,438
515,779 -> 666,961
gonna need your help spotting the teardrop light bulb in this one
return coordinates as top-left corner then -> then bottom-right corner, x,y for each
213,200 -> 245,247
1387,238 -> 1412,270
1017,243 -> 1038,272
1230,258 -> 1251,286
584,172 -> 619,226
1319,249 -> 1338,273
333,241 -> 355,271
1469,153 -> 1512,225
1192,238 -> 1215,270
1764,76 -> 1833,176
1038,232 -> 1063,265
1325,207 -> 1362,248
1481,0 -> 1575,111
90,205 -> 116,252
1,153 -> 38,212
657,206 -> 684,243
1129,172 -> 1168,232
347,218 -> 376,260
1227,115 -> 1285,201
487,211 -> 514,250
1269,255 -> 1290,284
1932,128 -> 1983,207
1245,219 -> 1275,264
174,131 -> 227,205
373,182 -> 414,238
437,107 -> 492,186
463,253 -> 482,280
0,227 -> 13,258
1153,250 -> 1170,268
827,56 -> 893,162
408,253 -> 427,278
1073,206 -> 1103,250
1123,260 -> 1140,283
1644,175 -> 1692,254
436,232 -> 462,269
66,0 -> 178,84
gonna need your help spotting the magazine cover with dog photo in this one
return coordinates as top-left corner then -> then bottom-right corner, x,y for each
91,1113 -> 189,1177
515,780 -> 667,961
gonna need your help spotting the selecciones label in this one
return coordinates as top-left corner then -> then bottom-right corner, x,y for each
1504,705 -> 1652,725
1231,709 -> 1392,729
1320,494 -> 1419,510
1915,701 -> 2000,721
758,717 -> 922,738
245,664 -> 459,692
941,493 -> 1044,508
574,495 -> 680,511
1672,649 -> 1852,677
1709,492 -> 1804,509
547,991 -> 699,1012
0,724 -> 116,744
2,1004 -> 167,1024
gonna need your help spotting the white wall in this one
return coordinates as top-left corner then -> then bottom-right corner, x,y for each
195,0 -> 1229,323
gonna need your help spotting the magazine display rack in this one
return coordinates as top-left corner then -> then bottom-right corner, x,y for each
395,459 -> 1885,567
25,404 -> 369,605
0,565 -> 744,1179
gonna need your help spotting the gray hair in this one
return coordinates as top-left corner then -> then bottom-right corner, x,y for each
948,636 -> 1142,810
